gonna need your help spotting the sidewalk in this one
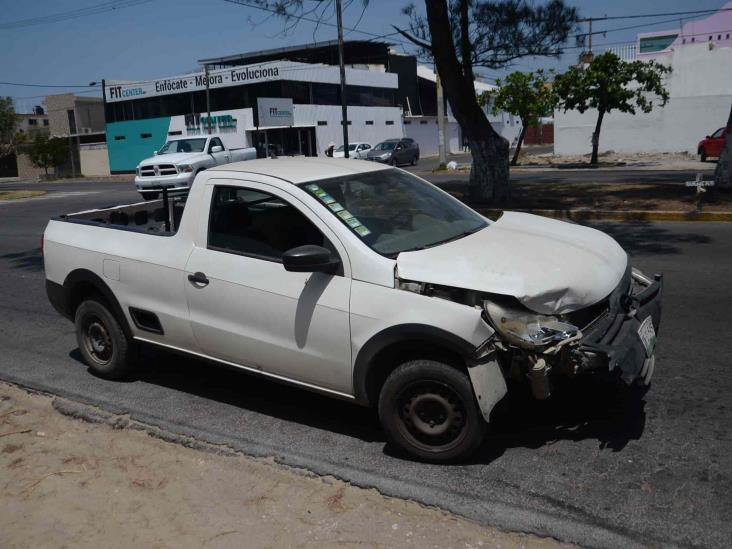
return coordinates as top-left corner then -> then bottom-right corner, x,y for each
0,382 -> 570,549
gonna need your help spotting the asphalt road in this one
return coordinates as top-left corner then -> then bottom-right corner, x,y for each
1,180 -> 730,548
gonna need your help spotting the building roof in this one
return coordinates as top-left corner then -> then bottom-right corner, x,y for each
199,40 -> 392,68
209,157 -> 390,184
416,64 -> 496,92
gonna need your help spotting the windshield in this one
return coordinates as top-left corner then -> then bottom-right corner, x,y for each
336,144 -> 358,152
374,142 -> 396,151
158,138 -> 207,154
300,170 -> 487,257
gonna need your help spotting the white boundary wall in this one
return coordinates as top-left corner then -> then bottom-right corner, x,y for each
555,44 -> 732,155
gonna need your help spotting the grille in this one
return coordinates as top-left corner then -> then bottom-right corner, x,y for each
139,164 -> 178,177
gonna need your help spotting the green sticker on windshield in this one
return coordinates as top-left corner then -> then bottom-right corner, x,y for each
336,210 -> 354,221
328,202 -> 344,213
354,225 -> 371,236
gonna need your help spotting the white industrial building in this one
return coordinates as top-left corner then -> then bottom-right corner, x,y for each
555,5 -> 732,156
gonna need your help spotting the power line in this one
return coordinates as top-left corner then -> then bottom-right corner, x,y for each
0,81 -> 98,88
0,0 -> 155,30
580,7 -> 731,22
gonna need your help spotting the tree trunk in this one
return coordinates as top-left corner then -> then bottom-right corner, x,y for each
511,121 -> 528,166
590,109 -> 605,165
714,102 -> 732,188
424,0 -> 510,203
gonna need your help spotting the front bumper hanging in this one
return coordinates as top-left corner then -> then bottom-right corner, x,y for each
574,271 -> 663,384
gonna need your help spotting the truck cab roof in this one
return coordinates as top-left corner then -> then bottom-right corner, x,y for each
208,157 -> 391,185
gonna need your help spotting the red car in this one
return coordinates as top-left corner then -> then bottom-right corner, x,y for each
698,127 -> 727,162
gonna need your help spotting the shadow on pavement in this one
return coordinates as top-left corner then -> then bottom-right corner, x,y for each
587,221 -> 712,256
70,346 -> 385,444
0,248 -> 43,272
70,345 -> 647,465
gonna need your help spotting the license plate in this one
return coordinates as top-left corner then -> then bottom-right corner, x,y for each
637,316 -> 656,357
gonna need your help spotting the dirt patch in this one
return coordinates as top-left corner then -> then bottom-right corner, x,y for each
517,150 -> 710,171
451,183 -> 732,213
0,382 -> 571,549
0,190 -> 46,201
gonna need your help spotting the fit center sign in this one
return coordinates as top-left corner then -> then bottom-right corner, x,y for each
105,62 -> 291,103
257,98 -> 294,127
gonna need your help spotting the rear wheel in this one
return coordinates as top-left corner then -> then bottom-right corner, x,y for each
700,148 -> 708,162
75,299 -> 136,380
378,360 -> 486,463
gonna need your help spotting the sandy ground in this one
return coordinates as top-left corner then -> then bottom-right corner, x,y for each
0,382 -> 572,549
516,150 -> 712,171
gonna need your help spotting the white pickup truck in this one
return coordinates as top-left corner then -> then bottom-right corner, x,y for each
44,159 -> 662,462
134,135 -> 256,199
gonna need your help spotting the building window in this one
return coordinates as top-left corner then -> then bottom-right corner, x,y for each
682,39 -> 686,44
67,110 -> 77,134
709,36 -> 712,41
317,121 -> 327,126
385,120 -> 394,125
404,121 -> 411,125
43,119 -> 49,126
727,34 -> 730,39
718,35 -> 722,40
114,135 -> 125,141
140,133 -> 152,139
340,120 -> 352,125
365,120 -> 374,125
691,37 -> 695,42
28,118 -> 38,126
168,130 -> 182,136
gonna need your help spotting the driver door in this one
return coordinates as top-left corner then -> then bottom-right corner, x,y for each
208,137 -> 231,164
184,180 -> 353,394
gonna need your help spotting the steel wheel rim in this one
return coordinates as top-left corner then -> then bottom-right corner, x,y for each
83,317 -> 113,364
396,380 -> 468,453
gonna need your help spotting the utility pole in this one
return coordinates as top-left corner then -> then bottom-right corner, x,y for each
335,0 -> 349,158
436,71 -> 447,167
204,64 -> 213,135
577,16 -> 608,63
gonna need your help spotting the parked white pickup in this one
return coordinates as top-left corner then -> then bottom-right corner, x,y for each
134,135 -> 256,199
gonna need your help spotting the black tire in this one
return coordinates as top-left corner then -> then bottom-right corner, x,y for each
410,155 -> 416,166
140,191 -> 159,201
378,360 -> 486,463
75,299 -> 136,380
700,148 -> 707,162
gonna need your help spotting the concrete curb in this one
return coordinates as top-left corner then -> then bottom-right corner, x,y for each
476,208 -> 732,222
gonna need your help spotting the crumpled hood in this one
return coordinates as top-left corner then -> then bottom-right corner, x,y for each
138,152 -> 204,166
396,211 -> 628,314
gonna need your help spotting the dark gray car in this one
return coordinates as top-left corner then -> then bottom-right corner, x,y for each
366,138 -> 420,166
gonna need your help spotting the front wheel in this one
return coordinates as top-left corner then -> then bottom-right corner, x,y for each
378,360 -> 486,463
140,191 -> 159,201
75,299 -> 136,380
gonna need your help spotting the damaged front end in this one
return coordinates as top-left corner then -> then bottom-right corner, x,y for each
397,265 -> 663,408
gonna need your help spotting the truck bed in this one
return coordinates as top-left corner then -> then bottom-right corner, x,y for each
57,191 -> 188,235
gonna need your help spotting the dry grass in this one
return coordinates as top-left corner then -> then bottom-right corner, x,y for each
0,190 -> 47,201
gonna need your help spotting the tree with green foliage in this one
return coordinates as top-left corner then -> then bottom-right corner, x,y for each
28,133 -> 68,176
0,97 -> 18,158
244,0 -> 578,203
396,0 -> 578,203
479,70 -> 555,166
554,52 -> 671,165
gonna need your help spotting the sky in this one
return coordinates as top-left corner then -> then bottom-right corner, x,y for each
1,0 -> 728,113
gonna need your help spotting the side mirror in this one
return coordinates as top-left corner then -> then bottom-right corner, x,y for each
706,135 -> 710,139
210,145 -> 224,153
153,150 -> 158,156
282,245 -> 340,274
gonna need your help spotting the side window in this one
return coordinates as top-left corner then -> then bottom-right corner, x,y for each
362,144 -> 371,150
712,128 -> 725,139
208,186 -> 334,262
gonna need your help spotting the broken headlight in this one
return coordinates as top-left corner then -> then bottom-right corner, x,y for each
483,299 -> 580,351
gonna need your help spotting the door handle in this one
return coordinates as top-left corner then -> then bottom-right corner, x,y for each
187,271 -> 209,286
